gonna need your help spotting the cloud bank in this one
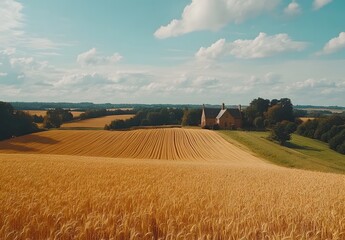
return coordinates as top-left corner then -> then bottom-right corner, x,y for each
195,33 -> 307,60
154,0 -> 280,39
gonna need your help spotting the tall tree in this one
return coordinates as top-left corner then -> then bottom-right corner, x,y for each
245,97 -> 270,125
269,122 -> 291,146
266,98 -> 294,124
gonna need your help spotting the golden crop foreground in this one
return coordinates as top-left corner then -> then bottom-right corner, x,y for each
0,154 -> 344,239
0,129 -> 344,239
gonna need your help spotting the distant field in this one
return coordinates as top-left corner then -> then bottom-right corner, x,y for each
61,114 -> 134,128
25,110 -> 83,117
299,117 -> 315,122
220,131 -> 345,174
296,108 -> 344,113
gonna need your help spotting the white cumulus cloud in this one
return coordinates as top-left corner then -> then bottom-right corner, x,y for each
196,32 -> 307,60
77,48 -> 123,66
0,0 -> 23,33
318,32 -> 345,55
0,72 -> 8,77
10,57 -> 35,68
154,0 -> 280,39
313,0 -> 332,10
0,48 -> 16,55
284,1 -> 301,15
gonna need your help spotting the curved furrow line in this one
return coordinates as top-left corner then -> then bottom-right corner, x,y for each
113,130 -> 139,158
0,128 -> 266,164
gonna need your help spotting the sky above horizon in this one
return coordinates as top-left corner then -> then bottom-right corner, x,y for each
0,0 -> 345,106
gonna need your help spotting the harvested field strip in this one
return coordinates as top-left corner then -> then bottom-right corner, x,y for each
0,129 -> 264,162
0,154 -> 344,239
25,110 -> 83,117
61,115 -> 134,128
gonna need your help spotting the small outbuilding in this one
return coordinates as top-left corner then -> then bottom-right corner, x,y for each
201,103 -> 242,129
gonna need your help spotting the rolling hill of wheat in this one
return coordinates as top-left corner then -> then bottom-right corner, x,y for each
0,128 -> 344,239
0,128 -> 263,162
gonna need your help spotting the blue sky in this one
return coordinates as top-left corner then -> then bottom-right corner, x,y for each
0,0 -> 345,105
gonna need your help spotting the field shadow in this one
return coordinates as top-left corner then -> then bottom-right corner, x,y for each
285,142 -> 321,152
0,135 -> 59,152
9,135 -> 59,145
0,142 -> 35,152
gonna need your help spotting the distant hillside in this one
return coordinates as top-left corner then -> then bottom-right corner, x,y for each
295,105 -> 345,110
10,102 -> 203,110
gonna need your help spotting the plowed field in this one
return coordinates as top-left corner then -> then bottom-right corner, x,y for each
61,115 -> 134,128
0,128 -> 261,162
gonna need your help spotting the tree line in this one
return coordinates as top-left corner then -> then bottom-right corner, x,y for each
0,102 -> 39,140
296,115 -> 345,154
80,109 -> 136,120
32,108 -> 137,129
105,108 -> 184,130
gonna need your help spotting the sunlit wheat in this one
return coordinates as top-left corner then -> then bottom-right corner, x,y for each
0,129 -> 344,239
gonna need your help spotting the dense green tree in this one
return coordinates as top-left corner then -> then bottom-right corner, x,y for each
266,105 -> 282,124
321,125 -> 345,142
182,109 -> 201,126
329,129 -> 345,151
13,111 -> 38,136
0,102 -> 15,139
269,122 -> 291,146
0,101 -> 38,140
285,122 -> 297,134
42,108 -> 75,128
314,115 -> 345,139
244,97 -> 294,128
108,119 -> 127,130
43,111 -> 62,128
336,142 -> 345,154
296,114 -> 345,154
270,99 -> 279,106
253,117 -> 265,130
245,98 -> 270,125
266,98 -> 294,124
147,112 -> 163,126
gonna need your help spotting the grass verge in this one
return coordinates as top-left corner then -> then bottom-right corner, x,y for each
219,130 -> 345,174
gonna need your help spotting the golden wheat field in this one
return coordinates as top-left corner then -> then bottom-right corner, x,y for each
0,129 -> 261,162
0,128 -> 345,239
61,115 -> 135,128
25,110 -> 83,118
299,117 -> 316,123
